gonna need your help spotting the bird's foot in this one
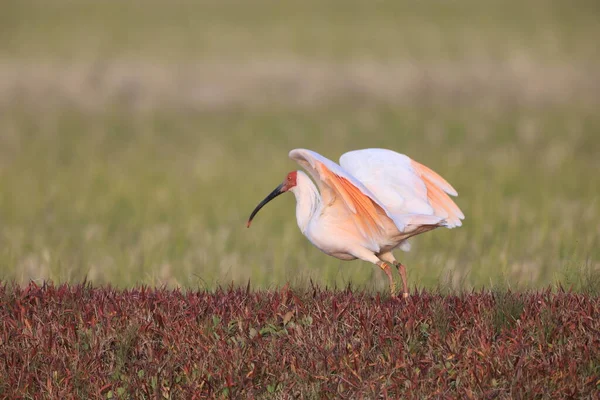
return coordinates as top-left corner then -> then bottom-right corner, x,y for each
391,292 -> 409,302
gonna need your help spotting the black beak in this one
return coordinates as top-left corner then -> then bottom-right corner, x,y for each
247,183 -> 285,228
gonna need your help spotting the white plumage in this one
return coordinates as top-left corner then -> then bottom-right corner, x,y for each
248,148 -> 465,298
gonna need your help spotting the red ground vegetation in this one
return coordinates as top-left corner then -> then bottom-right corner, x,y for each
1,282 -> 598,399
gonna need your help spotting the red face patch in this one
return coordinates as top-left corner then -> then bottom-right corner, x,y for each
284,171 -> 297,190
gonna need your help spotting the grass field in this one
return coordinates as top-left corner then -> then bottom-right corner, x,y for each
1,0 -> 599,292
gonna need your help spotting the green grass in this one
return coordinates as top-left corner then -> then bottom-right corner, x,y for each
4,0 -> 600,62
0,0 -> 598,291
1,106 -> 598,290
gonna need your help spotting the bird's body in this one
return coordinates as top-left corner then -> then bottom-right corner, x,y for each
290,170 -> 410,261
247,148 -> 464,297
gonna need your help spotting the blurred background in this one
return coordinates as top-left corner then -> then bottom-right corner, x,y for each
1,0 -> 599,291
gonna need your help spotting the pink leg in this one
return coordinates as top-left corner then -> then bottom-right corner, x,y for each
377,261 -> 396,298
395,262 -> 409,298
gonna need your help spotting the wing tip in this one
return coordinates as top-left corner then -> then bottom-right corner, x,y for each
410,158 -> 465,226
410,159 -> 459,196
289,148 -> 317,161
446,187 -> 459,197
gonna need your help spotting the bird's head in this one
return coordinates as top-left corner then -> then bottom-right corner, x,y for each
247,171 -> 298,228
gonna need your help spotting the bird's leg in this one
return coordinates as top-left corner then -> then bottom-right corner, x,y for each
377,261 -> 396,298
394,262 -> 409,298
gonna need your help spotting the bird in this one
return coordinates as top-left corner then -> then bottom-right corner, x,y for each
247,148 -> 464,298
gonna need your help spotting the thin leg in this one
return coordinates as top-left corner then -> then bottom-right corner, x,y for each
377,261 -> 396,298
395,262 -> 409,298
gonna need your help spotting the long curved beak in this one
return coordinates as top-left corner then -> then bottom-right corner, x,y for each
247,183 -> 285,228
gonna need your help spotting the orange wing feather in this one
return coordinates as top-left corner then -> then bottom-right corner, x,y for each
411,160 -> 463,227
317,161 -> 386,236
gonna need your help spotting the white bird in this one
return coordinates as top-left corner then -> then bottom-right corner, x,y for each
247,148 -> 464,298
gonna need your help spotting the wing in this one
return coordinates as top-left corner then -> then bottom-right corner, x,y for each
339,148 -> 464,228
289,148 -> 391,238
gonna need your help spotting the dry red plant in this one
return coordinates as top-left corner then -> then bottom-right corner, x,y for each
1,282 -> 598,399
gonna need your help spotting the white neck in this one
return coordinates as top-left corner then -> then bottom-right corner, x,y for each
290,171 -> 320,233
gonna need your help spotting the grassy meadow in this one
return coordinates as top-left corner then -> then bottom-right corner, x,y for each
1,0 -> 599,292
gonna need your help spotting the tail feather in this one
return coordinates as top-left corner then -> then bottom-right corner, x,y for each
391,213 -> 445,231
